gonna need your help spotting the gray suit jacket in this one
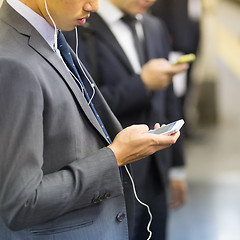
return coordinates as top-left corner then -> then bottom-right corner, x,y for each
0,2 -> 132,239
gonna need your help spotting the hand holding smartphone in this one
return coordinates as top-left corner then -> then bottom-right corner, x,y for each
149,119 -> 185,135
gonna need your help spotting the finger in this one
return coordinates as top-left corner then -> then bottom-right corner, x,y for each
170,195 -> 181,210
171,131 -> 181,140
169,191 -> 179,209
154,123 -> 161,129
172,187 -> 187,209
171,63 -> 189,74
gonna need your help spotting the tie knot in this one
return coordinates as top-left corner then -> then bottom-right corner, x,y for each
121,15 -> 138,29
57,30 -> 69,52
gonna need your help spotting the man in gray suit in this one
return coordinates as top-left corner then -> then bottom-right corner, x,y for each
0,0 -> 180,239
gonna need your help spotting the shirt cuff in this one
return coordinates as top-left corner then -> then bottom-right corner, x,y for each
169,167 -> 186,180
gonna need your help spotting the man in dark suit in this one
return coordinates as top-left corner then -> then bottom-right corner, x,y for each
151,0 -> 200,55
150,0 -> 201,127
64,0 -> 188,239
0,0 -> 181,239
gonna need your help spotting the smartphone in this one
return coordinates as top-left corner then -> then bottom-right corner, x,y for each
173,53 -> 196,65
149,119 -> 185,135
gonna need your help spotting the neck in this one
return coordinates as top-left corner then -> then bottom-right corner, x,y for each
18,0 -> 55,29
18,0 -> 44,18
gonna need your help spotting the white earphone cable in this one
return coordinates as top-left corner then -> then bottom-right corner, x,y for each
44,0 -> 58,51
124,165 -> 153,240
74,27 -> 95,105
74,25 -> 153,239
44,1 -> 95,105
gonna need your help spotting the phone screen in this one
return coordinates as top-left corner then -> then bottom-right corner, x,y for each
152,122 -> 176,135
148,122 -> 176,135
148,119 -> 184,135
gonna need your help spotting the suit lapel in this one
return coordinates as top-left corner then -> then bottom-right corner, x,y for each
142,15 -> 155,61
142,14 -> 168,60
70,50 -> 123,141
30,31 -> 109,141
2,2 -> 109,142
88,13 -> 135,74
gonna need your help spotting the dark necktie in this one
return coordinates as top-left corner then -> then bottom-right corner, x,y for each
121,15 -> 146,66
57,31 -> 111,143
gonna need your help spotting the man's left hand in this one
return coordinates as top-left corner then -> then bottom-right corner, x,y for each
169,179 -> 187,210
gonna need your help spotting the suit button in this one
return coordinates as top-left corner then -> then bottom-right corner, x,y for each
92,197 -> 99,204
104,192 -> 111,199
116,212 -> 126,222
92,196 -> 102,204
99,195 -> 105,201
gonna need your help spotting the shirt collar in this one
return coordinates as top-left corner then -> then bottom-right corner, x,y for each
7,0 -> 55,50
97,0 -> 124,26
97,0 -> 143,26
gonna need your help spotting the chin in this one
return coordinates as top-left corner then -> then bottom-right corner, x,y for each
60,25 -> 76,31
132,9 -> 144,15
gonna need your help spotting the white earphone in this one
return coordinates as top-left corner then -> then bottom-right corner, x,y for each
44,0 -> 95,105
44,0 -> 57,51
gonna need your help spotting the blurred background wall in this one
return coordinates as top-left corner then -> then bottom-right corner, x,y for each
190,0 -> 240,127
168,0 -> 240,240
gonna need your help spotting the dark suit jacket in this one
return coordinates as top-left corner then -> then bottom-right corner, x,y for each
151,0 -> 200,54
0,2 -> 134,239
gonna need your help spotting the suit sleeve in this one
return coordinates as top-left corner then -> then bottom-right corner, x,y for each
99,74 -> 151,118
0,59 -> 123,230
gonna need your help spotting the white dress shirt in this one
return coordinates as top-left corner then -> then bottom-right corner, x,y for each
98,0 -> 143,74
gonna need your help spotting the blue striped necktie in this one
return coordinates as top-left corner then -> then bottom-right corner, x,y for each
57,30 -> 111,143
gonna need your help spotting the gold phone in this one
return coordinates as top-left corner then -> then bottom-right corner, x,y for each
173,53 -> 196,65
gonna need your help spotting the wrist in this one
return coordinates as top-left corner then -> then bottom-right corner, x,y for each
107,145 -> 123,167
